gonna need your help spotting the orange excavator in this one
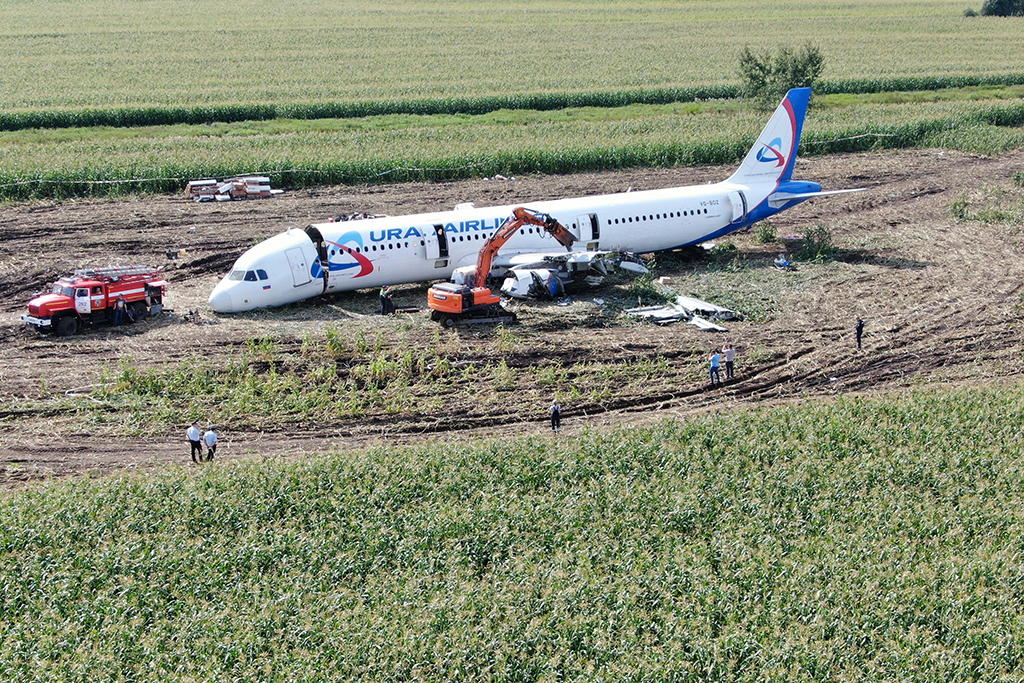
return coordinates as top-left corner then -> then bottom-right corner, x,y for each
427,207 -> 576,327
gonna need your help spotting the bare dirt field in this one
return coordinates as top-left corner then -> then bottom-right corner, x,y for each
2,147 -> 1023,487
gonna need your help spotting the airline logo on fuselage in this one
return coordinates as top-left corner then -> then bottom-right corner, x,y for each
311,230 -> 375,279
366,216 -> 506,243
314,217 -> 507,279
756,137 -> 787,167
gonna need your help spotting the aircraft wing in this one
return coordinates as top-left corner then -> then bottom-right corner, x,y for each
502,250 -> 649,276
501,250 -> 616,269
496,250 -> 650,299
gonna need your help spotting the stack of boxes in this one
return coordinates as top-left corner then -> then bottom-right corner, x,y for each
185,176 -> 283,201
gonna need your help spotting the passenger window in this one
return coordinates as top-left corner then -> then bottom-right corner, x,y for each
257,270 -> 268,280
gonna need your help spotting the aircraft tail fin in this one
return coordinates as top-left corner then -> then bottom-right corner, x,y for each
727,87 -> 811,187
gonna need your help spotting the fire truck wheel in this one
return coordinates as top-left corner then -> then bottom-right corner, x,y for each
130,301 -> 148,321
55,316 -> 79,337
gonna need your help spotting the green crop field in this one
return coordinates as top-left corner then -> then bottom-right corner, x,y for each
0,0 -> 1023,198
3,89 -> 1024,200
0,0 -> 1021,111
3,387 -> 1023,680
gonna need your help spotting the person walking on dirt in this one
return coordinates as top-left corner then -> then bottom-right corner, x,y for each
709,349 -> 722,386
549,400 -> 561,432
722,343 -> 736,379
855,317 -> 865,350
186,420 -> 203,463
203,425 -> 219,461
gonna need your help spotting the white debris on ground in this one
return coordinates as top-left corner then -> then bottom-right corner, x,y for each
626,293 -> 739,331
185,176 -> 284,202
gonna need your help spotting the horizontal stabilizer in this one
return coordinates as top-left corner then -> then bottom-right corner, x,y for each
768,187 -> 865,208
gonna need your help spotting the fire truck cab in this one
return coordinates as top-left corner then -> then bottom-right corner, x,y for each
22,265 -> 168,336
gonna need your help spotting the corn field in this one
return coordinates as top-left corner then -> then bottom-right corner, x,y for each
1,0 -> 1021,112
0,93 -> 1022,200
2,387 -> 1023,680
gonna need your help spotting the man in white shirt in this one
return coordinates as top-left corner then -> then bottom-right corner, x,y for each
722,344 -> 737,379
186,420 -> 203,463
203,426 -> 219,461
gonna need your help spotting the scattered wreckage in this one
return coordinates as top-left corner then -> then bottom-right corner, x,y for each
626,292 -> 740,331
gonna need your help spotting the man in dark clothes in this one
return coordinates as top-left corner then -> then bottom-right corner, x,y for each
379,286 -> 395,315
855,317 -> 865,349
549,401 -> 561,432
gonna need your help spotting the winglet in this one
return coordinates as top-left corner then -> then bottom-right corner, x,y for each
727,87 -> 811,187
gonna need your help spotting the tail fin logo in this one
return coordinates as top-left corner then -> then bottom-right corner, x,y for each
756,137 -> 787,167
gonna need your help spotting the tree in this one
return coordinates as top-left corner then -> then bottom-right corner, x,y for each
738,43 -> 824,111
980,0 -> 1024,15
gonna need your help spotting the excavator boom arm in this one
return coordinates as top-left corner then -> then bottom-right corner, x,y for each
474,207 -> 575,288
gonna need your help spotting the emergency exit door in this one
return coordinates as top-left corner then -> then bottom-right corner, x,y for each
286,247 -> 311,287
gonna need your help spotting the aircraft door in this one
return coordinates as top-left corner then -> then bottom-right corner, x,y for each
422,224 -> 449,265
304,226 -> 329,290
285,247 -> 312,287
728,191 -> 748,225
75,288 -> 91,314
576,213 -> 600,248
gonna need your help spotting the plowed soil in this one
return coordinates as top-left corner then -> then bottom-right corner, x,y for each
3,148 -> 1023,487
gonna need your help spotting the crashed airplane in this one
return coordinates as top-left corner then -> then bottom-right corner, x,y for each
209,87 -> 861,313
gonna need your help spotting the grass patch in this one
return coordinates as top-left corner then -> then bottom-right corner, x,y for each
951,183 -> 1024,225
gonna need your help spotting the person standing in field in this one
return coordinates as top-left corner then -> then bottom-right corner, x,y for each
709,349 -> 722,386
113,295 -> 127,326
855,317 -> 865,350
549,400 -> 561,432
379,285 -> 395,315
186,420 -> 203,463
722,343 -> 736,380
203,425 -> 219,461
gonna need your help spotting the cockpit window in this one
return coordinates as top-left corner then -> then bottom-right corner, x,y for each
229,270 -> 245,281
244,271 -> 258,281
256,269 -> 268,280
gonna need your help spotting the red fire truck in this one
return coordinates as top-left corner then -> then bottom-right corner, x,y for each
22,266 -> 168,336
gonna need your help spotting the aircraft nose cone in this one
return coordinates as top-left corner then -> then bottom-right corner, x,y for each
208,287 -> 233,313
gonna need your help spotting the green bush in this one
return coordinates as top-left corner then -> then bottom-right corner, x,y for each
797,224 -> 835,262
755,221 -> 778,244
738,43 -> 825,111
